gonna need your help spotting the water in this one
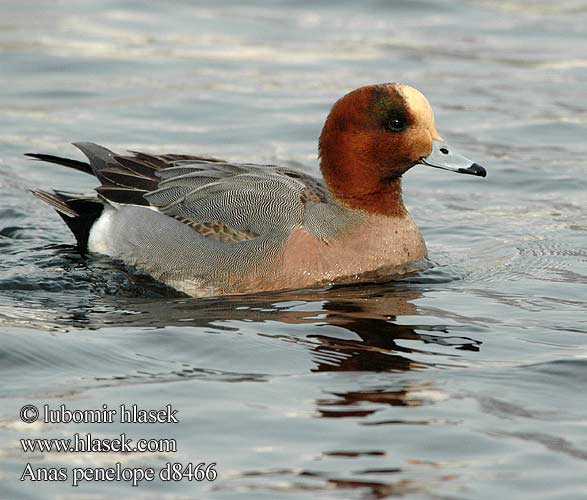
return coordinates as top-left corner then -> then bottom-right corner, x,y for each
1,0 -> 586,498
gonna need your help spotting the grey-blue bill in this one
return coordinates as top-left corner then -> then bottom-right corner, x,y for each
419,139 -> 486,177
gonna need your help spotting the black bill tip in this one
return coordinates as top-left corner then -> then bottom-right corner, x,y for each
458,163 -> 487,177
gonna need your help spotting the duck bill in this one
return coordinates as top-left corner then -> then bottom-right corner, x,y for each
419,139 -> 486,177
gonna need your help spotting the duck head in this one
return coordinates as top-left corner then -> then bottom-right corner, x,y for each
319,83 -> 486,217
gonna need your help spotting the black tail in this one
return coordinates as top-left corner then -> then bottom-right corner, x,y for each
24,153 -> 93,176
31,191 -> 103,254
27,143 -> 225,251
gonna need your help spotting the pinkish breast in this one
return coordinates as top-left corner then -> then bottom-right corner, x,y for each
261,213 -> 428,292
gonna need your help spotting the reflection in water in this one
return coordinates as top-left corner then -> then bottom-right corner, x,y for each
220,452 -> 456,499
216,470 -> 427,499
0,247 -> 484,498
64,280 -> 480,435
317,384 -> 448,419
57,276 -> 482,376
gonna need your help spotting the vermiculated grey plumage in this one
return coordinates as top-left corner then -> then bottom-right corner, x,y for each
27,142 -> 361,295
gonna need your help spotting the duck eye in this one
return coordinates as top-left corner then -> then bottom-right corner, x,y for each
385,115 -> 406,133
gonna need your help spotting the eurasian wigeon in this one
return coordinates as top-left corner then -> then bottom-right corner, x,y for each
27,83 -> 486,297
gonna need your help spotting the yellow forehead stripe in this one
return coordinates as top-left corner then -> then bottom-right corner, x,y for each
396,84 -> 441,140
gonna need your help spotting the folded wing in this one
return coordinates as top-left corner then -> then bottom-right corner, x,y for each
62,143 -> 327,241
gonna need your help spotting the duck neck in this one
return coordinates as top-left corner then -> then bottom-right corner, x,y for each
320,156 -> 408,218
318,109 -> 409,218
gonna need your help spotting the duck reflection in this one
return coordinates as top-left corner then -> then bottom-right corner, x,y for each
64,277 -> 481,376
316,382 -> 455,419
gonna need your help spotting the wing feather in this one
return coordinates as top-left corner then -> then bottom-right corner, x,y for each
34,142 -> 327,242
144,163 -> 316,236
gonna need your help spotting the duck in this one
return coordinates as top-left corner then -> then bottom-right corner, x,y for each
27,83 -> 486,297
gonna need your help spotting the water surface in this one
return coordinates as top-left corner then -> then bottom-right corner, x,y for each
1,1 -> 586,498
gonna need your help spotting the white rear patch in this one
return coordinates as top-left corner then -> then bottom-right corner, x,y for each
88,208 -> 115,255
